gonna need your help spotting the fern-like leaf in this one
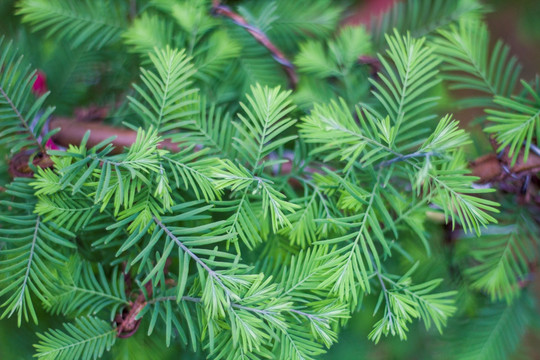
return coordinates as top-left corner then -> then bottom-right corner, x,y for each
17,0 -> 126,50
0,178 -> 75,325
434,19 -> 522,108
370,263 -> 456,343
0,37 -> 55,154
34,316 -> 117,360
168,100 -> 237,159
371,0 -> 485,49
452,296 -> 534,360
318,175 -> 389,303
485,81 -> 540,164
418,159 -> 498,234
123,13 -> 173,58
233,84 -> 297,172
462,209 -> 538,303
163,147 -> 222,201
371,30 -> 441,149
129,46 -> 198,134
46,257 -> 128,320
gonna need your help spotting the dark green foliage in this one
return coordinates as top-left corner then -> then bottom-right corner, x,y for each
0,37 -> 55,154
0,179 -> 74,325
34,316 -> 117,360
17,0 -> 127,50
370,0 -> 486,49
451,295 -> 535,360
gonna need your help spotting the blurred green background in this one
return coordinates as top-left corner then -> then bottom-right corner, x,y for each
1,0 -> 539,359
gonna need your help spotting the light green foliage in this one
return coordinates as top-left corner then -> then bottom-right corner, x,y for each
31,128 -> 173,233
369,264 -> 456,343
232,84 -> 297,171
0,0 -> 538,359
129,47 -> 198,134
247,0 -> 342,53
371,31 -> 441,150
123,13 -> 174,59
434,18 -> 540,164
46,257 -> 128,320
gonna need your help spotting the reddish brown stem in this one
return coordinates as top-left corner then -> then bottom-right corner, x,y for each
49,117 -> 540,187
115,281 -> 152,338
211,0 -> 298,89
50,118 -> 183,154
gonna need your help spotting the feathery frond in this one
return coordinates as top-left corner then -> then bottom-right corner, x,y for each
370,263 -> 456,343
371,31 -> 441,149
233,84 -> 297,171
163,148 -> 222,202
34,316 -> 117,360
17,0 -> 126,50
299,99 -> 395,170
452,295 -> 534,360
0,178 -> 74,325
123,13 -> 173,58
434,19 -> 522,108
318,174 -> 388,302
0,2 -> 533,358
168,101 -> 237,158
246,0 -> 342,53
0,37 -> 55,154
46,257 -> 128,320
371,0 -> 485,49
413,152 -> 499,234
194,30 -> 241,84
485,80 -> 540,164
294,26 -> 373,106
129,46 -> 198,134
462,209 -> 538,303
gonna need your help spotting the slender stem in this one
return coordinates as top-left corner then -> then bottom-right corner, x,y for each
14,216 -> 40,315
211,0 -> 298,88
153,216 -> 233,298
370,253 -> 396,324
377,151 -> 437,168
289,308 -> 325,322
150,294 -> 325,322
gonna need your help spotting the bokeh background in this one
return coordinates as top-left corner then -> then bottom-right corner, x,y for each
0,0 -> 539,359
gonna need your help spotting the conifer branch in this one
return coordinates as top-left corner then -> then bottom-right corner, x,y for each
151,295 -> 325,323
153,215 -> 233,297
3,2 -> 537,358
47,116 -> 540,192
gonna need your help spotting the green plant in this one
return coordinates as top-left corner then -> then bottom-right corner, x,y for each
0,0 -> 539,359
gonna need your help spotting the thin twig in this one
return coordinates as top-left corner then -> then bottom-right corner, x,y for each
211,0 -> 298,88
150,295 -> 325,322
377,151 -> 437,168
153,216 -> 233,298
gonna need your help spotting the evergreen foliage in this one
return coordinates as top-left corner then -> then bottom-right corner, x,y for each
0,0 -> 539,359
